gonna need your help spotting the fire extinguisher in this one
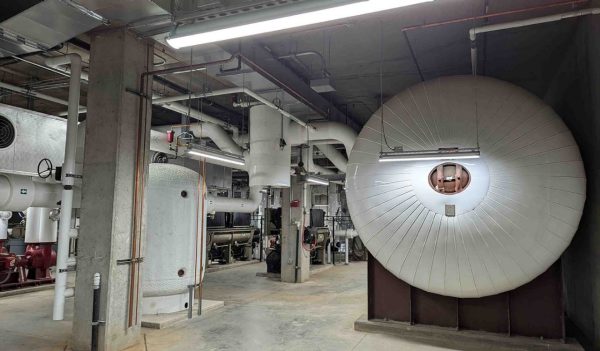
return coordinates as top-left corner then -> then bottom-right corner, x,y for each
166,130 -> 175,144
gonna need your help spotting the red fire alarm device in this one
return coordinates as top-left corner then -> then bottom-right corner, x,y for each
290,200 -> 300,208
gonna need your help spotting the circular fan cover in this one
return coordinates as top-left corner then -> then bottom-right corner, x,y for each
346,76 -> 586,298
0,115 -> 15,149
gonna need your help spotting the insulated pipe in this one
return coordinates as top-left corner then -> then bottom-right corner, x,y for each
155,97 -> 239,136
46,53 -> 82,321
154,123 -> 243,155
0,211 -> 11,241
288,121 -> 356,157
469,8 -> 600,75
302,145 -> 336,175
314,144 -> 347,173
236,120 -> 357,173
0,81 -> 85,111
206,186 -> 263,213
153,87 -> 308,127
149,130 -> 248,170
0,174 -> 65,210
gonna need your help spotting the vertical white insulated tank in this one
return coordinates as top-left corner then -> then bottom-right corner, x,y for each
248,105 -> 291,188
143,163 -> 206,314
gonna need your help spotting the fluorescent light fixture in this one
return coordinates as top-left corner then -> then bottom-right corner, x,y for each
379,148 -> 480,162
167,0 -> 434,49
186,145 -> 246,166
305,175 -> 330,186
169,67 -> 207,75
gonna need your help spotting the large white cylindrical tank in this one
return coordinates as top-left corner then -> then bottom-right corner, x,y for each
143,163 -> 206,315
24,207 -> 57,243
346,76 -> 586,298
248,105 -> 291,187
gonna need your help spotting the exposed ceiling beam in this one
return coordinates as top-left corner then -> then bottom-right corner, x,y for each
222,40 -> 361,131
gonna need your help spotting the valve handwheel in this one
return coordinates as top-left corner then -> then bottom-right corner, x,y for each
37,158 -> 54,179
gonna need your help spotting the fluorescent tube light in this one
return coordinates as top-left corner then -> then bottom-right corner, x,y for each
379,148 -> 480,162
167,0 -> 434,49
306,175 -> 330,186
186,146 -> 246,166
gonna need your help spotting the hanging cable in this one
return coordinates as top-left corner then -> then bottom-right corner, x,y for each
379,21 -> 394,152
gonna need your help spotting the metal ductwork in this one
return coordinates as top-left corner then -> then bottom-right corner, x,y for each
0,0 -> 104,57
346,76 -> 586,298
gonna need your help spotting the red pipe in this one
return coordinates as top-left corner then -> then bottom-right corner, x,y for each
401,0 -> 588,32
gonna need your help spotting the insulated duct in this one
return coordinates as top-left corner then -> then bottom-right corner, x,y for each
288,121 -> 356,156
25,207 -> 57,244
0,173 -> 64,210
346,76 -> 586,298
302,145 -> 335,175
248,105 -> 291,187
0,211 -> 10,241
314,144 -> 347,174
206,186 -> 263,213
154,123 -> 243,155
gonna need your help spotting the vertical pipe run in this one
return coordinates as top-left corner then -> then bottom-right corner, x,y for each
187,285 -> 194,319
48,54 -> 82,321
91,273 -> 101,351
345,233 -> 349,265
331,217 -> 336,266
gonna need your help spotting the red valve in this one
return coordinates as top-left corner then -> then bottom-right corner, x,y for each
166,130 -> 175,143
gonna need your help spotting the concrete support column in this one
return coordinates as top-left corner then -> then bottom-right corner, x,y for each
71,28 -> 153,351
281,178 -> 310,283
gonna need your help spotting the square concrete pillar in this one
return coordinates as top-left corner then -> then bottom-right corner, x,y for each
71,28 -> 153,351
281,178 -> 311,283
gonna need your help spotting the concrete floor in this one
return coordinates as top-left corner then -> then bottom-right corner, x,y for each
0,262 -> 458,351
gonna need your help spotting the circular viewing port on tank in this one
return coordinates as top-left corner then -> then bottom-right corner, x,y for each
429,163 -> 470,195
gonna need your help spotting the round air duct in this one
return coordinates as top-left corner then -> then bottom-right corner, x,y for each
346,76 -> 586,298
143,163 -> 205,314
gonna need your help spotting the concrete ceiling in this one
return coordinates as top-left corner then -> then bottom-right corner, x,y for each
0,0 -> 587,132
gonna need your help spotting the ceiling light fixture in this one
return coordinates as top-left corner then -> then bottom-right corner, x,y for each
186,145 -> 246,166
305,175 -> 330,186
167,0 -> 434,49
379,148 -> 480,162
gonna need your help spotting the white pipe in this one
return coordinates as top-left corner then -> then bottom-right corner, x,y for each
47,54 -> 81,321
0,174 -> 65,210
326,236 -> 331,264
64,288 -> 75,298
302,145 -> 336,175
0,211 -> 11,241
314,144 -> 347,173
345,234 -> 349,265
0,81 -> 85,111
153,88 -> 242,104
155,97 -> 239,136
206,186 -> 263,213
150,130 -> 248,170
153,87 -> 308,127
235,121 -> 357,173
154,123 -> 244,155
469,8 -> 600,75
